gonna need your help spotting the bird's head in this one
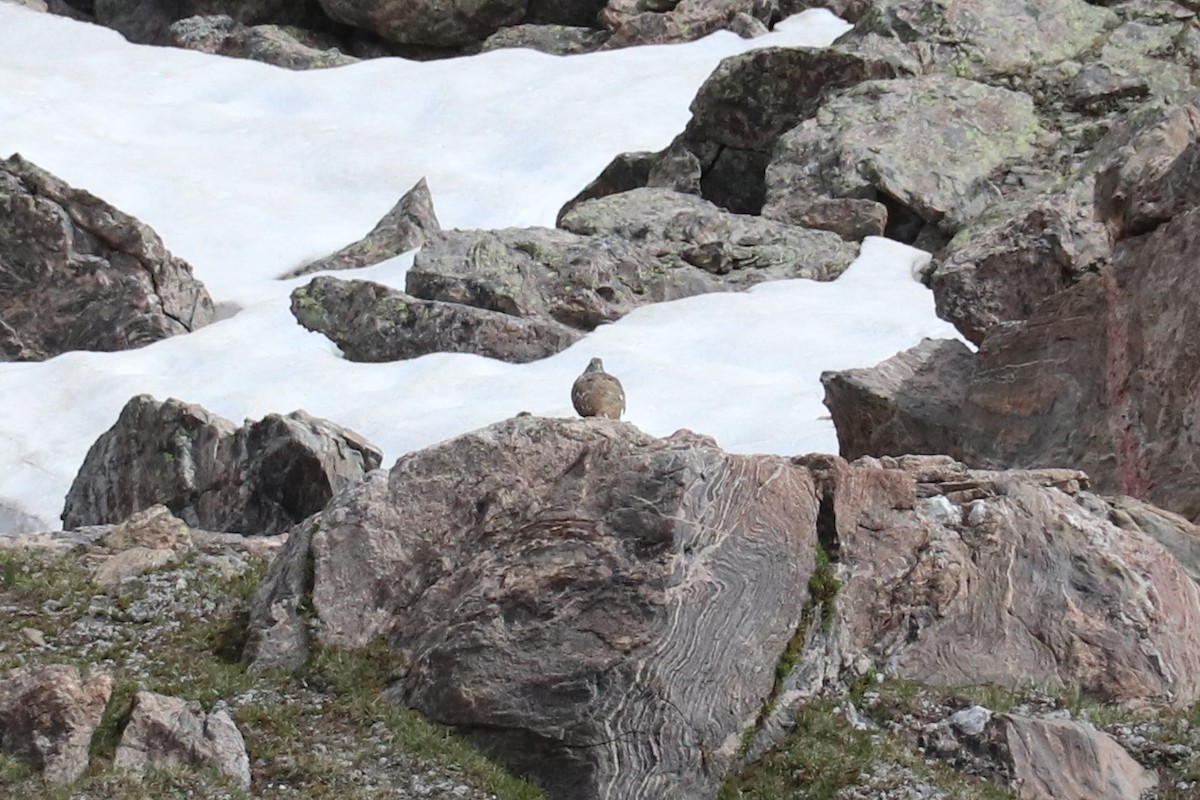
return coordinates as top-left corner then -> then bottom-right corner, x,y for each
585,357 -> 605,374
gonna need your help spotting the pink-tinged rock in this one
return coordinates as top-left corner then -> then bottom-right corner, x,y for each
114,691 -> 251,788
1001,714 -> 1156,800
806,454 -> 1200,707
246,415 -> 819,799
0,664 -> 113,783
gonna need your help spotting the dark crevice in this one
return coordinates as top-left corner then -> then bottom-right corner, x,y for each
815,486 -> 840,564
877,190 -> 927,244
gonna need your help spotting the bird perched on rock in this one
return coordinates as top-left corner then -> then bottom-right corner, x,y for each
571,357 -> 625,420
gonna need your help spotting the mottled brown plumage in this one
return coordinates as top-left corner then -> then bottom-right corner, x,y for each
571,357 -> 625,419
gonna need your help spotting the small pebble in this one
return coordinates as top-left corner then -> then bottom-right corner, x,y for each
20,627 -> 46,647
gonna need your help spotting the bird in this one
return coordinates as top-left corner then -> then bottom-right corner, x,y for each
571,357 -> 625,420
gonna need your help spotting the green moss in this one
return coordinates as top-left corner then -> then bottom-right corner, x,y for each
738,542 -> 844,758
88,679 -> 139,764
297,640 -> 543,800
724,680 -> 1020,800
381,296 -> 413,323
0,751 -> 32,783
722,698 -> 877,799
808,544 -> 840,634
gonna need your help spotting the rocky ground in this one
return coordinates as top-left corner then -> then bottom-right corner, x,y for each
0,518 -> 540,800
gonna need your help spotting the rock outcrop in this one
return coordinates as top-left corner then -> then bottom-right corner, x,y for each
926,98 -> 1200,344
480,23 -> 609,54
86,0 -> 331,46
561,41 -> 918,218
805,455 -> 1200,706
283,178 -> 440,278
999,715 -> 1156,800
243,414 -> 1200,798
168,14 -> 358,69
409,205 -> 853,335
599,0 -> 775,50
0,154 -> 214,362
90,504 -> 195,587
0,665 -> 113,784
291,275 -> 581,363
246,415 -> 821,799
62,395 -> 382,535
763,74 -> 1042,242
825,97 -> 1200,523
295,189 -> 856,364
820,337 -> 975,461
114,691 -> 252,788
849,0 -> 1117,79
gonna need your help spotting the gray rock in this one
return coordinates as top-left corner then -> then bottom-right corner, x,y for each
408,227 -> 704,333
1093,102 -> 1200,240
646,141 -> 704,195
1098,19 -> 1199,102
558,187 -> 858,283
92,546 -> 178,588
957,207 -> 1200,522
92,505 -> 194,587
98,504 -> 192,551
685,43 -> 918,153
114,691 -> 251,788
562,39 -> 918,215
244,423 -> 1200,795
62,394 -> 382,534
851,0 -> 1117,79
1065,63 -> 1151,112
396,194 -> 854,360
764,75 -> 1042,240
92,0 -> 327,45
283,178 -> 440,278
0,665 -> 113,784
317,0 -> 526,47
778,0 -> 871,21
0,154 -> 214,362
921,703 -> 1155,799
246,415 -> 820,799
728,10 -> 768,37
762,196 -> 888,241
556,150 -> 657,224
926,192 -> 1108,345
829,128 -> 1200,524
291,275 -> 581,363
480,24 -> 609,54
599,0 -> 777,50
949,705 -> 991,737
924,98 -> 1199,344
168,14 -> 359,69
